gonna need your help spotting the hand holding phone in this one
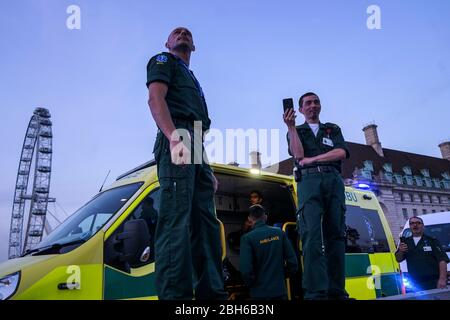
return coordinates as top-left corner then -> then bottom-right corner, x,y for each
283,98 -> 296,128
283,98 -> 294,113
398,237 -> 408,253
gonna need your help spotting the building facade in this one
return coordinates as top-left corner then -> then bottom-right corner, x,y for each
271,124 -> 450,240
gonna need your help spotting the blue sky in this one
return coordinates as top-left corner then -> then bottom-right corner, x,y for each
1,0 -> 450,262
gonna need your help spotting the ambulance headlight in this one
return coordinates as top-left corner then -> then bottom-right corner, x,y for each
0,272 -> 20,300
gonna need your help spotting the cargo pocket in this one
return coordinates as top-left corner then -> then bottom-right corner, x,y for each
158,176 -> 189,223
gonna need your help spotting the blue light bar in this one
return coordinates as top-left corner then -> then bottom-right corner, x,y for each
356,183 -> 371,190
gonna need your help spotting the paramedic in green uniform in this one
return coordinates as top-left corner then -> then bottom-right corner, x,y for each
395,216 -> 449,291
240,205 -> 298,299
146,27 -> 226,300
283,92 -> 350,300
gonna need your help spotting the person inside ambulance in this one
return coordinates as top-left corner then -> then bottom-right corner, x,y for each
225,191 -> 257,253
240,204 -> 298,299
249,190 -> 263,206
395,216 -> 449,291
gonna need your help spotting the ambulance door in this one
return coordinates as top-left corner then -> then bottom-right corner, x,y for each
103,186 -> 160,300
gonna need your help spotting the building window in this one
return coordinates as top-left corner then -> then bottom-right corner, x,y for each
442,171 -> 450,189
424,178 -> 432,188
410,193 -> 415,202
414,176 -> 424,187
402,208 -> 408,220
432,210 -> 436,213
403,166 -> 412,175
433,178 -> 441,189
421,168 -> 430,177
394,174 -> 404,185
361,169 -> 372,180
384,172 -> 393,183
422,209 -> 427,215
363,160 -> 374,171
404,176 -> 414,186
383,163 -> 393,173
413,209 -> 418,216
361,160 -> 374,180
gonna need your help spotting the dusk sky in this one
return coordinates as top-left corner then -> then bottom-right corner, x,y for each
1,0 -> 450,262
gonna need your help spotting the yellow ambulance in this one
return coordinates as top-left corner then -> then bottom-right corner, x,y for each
0,161 -> 402,300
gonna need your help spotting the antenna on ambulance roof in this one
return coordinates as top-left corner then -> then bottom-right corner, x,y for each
99,169 -> 111,192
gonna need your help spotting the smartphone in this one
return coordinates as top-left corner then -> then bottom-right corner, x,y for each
283,98 -> 294,113
400,236 -> 406,243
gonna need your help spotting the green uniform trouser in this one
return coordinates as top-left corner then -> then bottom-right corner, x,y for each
296,170 -> 346,299
153,130 -> 227,300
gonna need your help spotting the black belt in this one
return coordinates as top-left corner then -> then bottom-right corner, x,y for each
300,165 -> 337,175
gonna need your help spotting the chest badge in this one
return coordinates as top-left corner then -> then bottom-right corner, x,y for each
322,137 -> 334,147
423,246 -> 432,252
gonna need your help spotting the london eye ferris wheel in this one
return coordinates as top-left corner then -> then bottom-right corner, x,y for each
8,107 -> 54,259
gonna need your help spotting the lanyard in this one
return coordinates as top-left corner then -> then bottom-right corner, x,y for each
176,58 -> 205,98
176,58 -> 209,118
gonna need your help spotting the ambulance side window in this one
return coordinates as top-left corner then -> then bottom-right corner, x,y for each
104,188 -> 160,272
345,206 -> 390,253
128,189 -> 160,265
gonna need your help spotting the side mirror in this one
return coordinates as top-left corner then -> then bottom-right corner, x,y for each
116,219 -> 151,266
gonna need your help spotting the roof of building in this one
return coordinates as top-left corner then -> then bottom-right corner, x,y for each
273,142 -> 450,180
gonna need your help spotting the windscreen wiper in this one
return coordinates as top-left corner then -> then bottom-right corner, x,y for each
21,239 -> 86,257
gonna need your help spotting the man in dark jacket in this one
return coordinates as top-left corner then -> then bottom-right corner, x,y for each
396,216 -> 449,291
240,205 -> 298,299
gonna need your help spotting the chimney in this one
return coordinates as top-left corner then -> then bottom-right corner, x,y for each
250,151 -> 262,169
439,141 -> 450,161
362,123 -> 384,157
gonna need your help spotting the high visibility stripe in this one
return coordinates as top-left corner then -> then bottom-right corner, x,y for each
345,254 -> 371,277
345,277 -> 377,300
368,252 -> 397,274
376,273 -> 402,298
104,266 -> 157,300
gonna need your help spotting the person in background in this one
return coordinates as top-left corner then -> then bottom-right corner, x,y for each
240,204 -> 298,299
396,216 -> 449,291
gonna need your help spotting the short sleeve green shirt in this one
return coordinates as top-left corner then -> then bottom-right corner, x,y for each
404,234 -> 450,281
146,52 -> 211,130
286,122 -> 350,173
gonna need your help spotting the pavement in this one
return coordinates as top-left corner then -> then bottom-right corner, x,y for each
377,287 -> 450,300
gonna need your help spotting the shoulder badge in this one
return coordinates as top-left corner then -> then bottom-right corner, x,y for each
155,54 -> 168,64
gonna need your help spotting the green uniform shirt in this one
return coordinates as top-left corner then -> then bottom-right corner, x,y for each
286,122 -> 350,173
240,221 -> 298,298
146,52 -> 211,131
403,234 -> 449,283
